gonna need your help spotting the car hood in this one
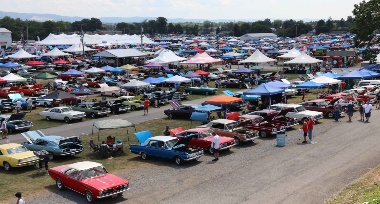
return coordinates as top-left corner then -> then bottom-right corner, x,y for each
8,112 -> 26,121
203,136 -> 234,143
82,174 -> 128,189
172,135 -> 194,150
300,110 -> 323,116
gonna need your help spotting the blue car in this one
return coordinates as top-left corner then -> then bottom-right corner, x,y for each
129,130 -> 204,165
7,93 -> 36,110
21,130 -> 83,159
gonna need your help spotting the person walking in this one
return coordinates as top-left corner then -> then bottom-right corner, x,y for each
359,102 -> 365,121
363,101 -> 373,122
16,99 -> 22,113
1,118 -> 7,139
376,91 -> 380,109
27,98 -> 33,113
15,192 -> 25,204
143,99 -> 150,115
211,132 -> 220,161
347,101 -> 355,122
302,119 -> 308,144
307,116 -> 315,144
334,101 -> 341,122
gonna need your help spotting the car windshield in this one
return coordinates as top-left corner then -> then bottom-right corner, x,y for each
61,108 -> 71,112
50,139 -> 60,145
318,101 -> 329,106
200,129 -> 214,138
7,146 -> 28,154
166,139 -> 178,149
295,106 -> 306,112
81,166 -> 107,179
226,122 -> 238,130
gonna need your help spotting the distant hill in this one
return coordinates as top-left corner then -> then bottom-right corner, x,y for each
0,11 -> 317,23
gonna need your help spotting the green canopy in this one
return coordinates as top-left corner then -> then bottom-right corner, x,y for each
35,72 -> 57,80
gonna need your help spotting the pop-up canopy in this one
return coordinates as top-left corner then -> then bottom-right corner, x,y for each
205,95 -> 242,104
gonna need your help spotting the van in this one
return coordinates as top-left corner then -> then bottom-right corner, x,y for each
355,80 -> 380,87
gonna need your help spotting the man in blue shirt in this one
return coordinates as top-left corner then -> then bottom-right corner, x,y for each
346,101 -> 355,122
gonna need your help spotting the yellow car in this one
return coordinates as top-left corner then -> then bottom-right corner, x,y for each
0,143 -> 39,171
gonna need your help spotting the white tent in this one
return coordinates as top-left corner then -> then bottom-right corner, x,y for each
284,52 -> 322,64
42,47 -> 71,57
93,49 -> 146,58
376,53 -> 380,64
277,48 -> 301,58
96,84 -> 120,92
148,49 -> 187,64
6,49 -> 37,59
205,48 -> 218,53
84,67 -> 106,73
311,76 -> 341,84
163,75 -> 191,83
224,52 -> 242,57
1,73 -> 27,82
63,44 -> 96,53
120,80 -> 149,88
239,50 -> 276,64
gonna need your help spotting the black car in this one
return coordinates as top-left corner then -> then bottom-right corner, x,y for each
220,79 -> 245,88
164,100 -> 197,119
103,100 -> 130,114
141,91 -> 169,106
0,99 -> 15,112
0,112 -> 33,134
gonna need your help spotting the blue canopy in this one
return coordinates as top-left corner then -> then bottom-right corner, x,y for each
266,80 -> 291,89
243,84 -> 283,96
195,104 -> 221,112
359,69 -> 380,77
157,77 -> 167,81
321,72 -> 341,79
220,55 -> 234,59
184,73 -> 201,78
232,67 -> 253,74
296,81 -> 326,88
338,70 -> 371,80
101,65 -> 115,71
220,46 -> 232,51
110,68 -> 125,73
61,69 -> 84,75
0,62 -> 21,68
142,77 -> 163,85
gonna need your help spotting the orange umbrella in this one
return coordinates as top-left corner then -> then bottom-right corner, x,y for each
205,95 -> 242,104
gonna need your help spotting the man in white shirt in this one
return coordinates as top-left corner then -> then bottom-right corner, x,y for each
211,132 -> 220,161
27,98 -> 33,113
363,101 -> 373,122
16,99 -> 22,113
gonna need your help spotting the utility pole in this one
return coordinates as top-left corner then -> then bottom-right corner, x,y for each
140,26 -> 143,47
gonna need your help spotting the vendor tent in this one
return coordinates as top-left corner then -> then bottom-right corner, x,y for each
26,61 -> 44,66
101,65 -> 115,71
296,81 -> 326,88
232,67 -> 254,74
42,47 -> 71,57
183,73 -> 201,78
120,80 -> 149,88
84,67 -> 106,73
181,52 -> 222,64
6,49 -> 37,59
63,44 -> 96,53
120,64 -> 138,70
243,83 -> 283,96
144,62 -> 162,68
277,48 -> 301,58
338,70 -> 371,80
239,50 -> 276,64
53,59 -> 70,64
147,49 -> 187,64
311,76 -> 341,84
266,80 -> 291,89
0,62 -> 21,68
193,70 -> 210,76
284,52 -> 322,64
35,72 -> 57,79
92,119 -> 135,141
163,75 -> 191,83
61,69 -> 84,75
1,73 -> 27,82
205,95 -> 242,104
110,68 -> 125,73
42,90 -> 75,99
142,77 -> 164,85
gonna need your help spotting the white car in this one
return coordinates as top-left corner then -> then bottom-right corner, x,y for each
270,103 -> 324,123
208,73 -> 220,80
39,106 -> 86,123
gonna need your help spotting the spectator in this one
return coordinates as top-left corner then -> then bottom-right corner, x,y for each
302,119 -> 308,144
1,118 -> 7,139
211,132 -> 220,161
307,116 -> 315,144
143,99 -> 150,115
16,99 -> 22,113
363,101 -> 373,123
359,102 -> 365,121
27,98 -> 33,113
346,101 -> 355,122
334,101 -> 341,122
15,192 -> 25,204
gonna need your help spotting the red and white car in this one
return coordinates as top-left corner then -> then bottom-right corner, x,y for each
48,161 -> 129,203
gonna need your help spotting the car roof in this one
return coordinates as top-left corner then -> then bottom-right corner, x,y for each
63,161 -> 102,171
186,127 -> 211,132
210,119 -> 236,124
239,115 -> 262,119
150,136 -> 177,142
272,103 -> 301,108
306,99 -> 326,102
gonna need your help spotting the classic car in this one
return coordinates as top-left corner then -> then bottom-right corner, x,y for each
329,98 -> 359,110
0,99 -> 15,112
86,79 -> 101,88
7,93 -> 36,110
130,130 -> 204,165
171,92 -> 189,100
48,161 -> 129,203
249,109 -> 298,129
170,127 -> 236,154
140,91 -> 169,106
184,86 -> 218,95
0,143 -> 39,171
270,103 -> 324,123
21,130 -> 83,159
237,115 -> 279,138
0,87 -> 19,98
39,106 -> 86,123
17,85 -> 45,96
164,100 -> 198,119
30,97 -> 60,107
220,78 -> 246,88
299,99 -> 342,118
0,112 -> 33,134
71,102 -> 111,118
118,96 -> 144,111
17,69 -> 35,77
101,76 -> 118,86
103,100 -> 130,114
201,119 -> 259,145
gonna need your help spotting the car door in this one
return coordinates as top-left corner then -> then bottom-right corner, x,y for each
49,108 -> 60,120
145,140 -> 159,158
64,169 -> 82,191
155,141 -> 168,159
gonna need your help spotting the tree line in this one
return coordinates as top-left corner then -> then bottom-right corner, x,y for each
0,16 -> 354,42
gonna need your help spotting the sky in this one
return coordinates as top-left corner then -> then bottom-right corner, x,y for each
1,0 -> 363,21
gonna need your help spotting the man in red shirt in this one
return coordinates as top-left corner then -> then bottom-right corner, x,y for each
307,116 -> 315,144
143,99 -> 150,115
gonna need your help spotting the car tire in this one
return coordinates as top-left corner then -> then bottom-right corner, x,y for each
31,92 -> 35,96
56,178 -> 65,190
239,84 -> 242,88
46,116 -> 51,121
48,152 -> 54,160
64,117 -> 70,124
4,162 -> 11,171
207,146 -> 214,155
234,137 -> 241,146
44,103 -> 49,107
141,152 -> 148,160
112,109 -> 117,114
205,92 -> 209,95
168,113 -> 173,119
174,156 -> 183,165
327,112 -> 334,118
90,113 -> 95,118
131,106 -> 136,111
112,93 -> 116,97
260,130 -> 267,138
85,190 -> 94,203
8,128 -> 13,134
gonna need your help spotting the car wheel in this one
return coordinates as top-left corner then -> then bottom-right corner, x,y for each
131,106 -> 136,111
100,92 -> 104,96
327,112 -> 334,118
168,113 -> 173,119
90,113 -> 95,118
205,92 -> 209,95
141,152 -> 148,160
174,156 -> 183,165
112,109 -> 117,114
234,137 -> 241,146
31,92 -> 35,96
8,128 -> 13,134
46,116 -> 51,121
112,93 -> 116,97
44,103 -> 49,107
56,178 -> 65,190
64,117 -> 70,124
48,152 -> 54,160
260,130 -> 267,138
239,84 -> 242,88
4,162 -> 11,171
189,91 -> 192,95
207,146 -> 214,155
85,191 -> 94,203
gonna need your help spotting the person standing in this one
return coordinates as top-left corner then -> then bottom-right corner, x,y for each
1,118 -> 7,139
27,98 -> 33,113
334,101 -> 341,122
143,99 -> 150,115
307,116 -> 315,144
211,132 -> 220,161
359,102 -> 364,121
376,91 -> 380,109
347,101 -> 355,122
15,192 -> 25,204
363,101 -> 373,122
302,119 -> 308,144
16,99 -> 22,113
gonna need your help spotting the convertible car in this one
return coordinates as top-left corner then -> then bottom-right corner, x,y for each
21,130 -> 83,159
0,112 -> 33,134
130,130 -> 204,165
184,86 -> 218,95
0,143 -> 39,171
48,161 -> 129,203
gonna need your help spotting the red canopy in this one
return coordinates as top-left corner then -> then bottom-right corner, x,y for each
193,47 -> 204,53
205,95 -> 242,104
53,59 -> 70,64
26,61 -> 44,66
194,70 -> 210,76
321,56 -> 330,58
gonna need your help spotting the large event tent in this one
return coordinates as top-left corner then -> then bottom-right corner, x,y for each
148,49 -> 187,64
84,67 -> 105,73
338,70 -> 372,80
277,48 -> 301,59
284,52 -> 322,64
6,48 -> 37,59
181,52 -> 222,64
42,47 -> 71,57
93,49 -> 146,67
63,44 -> 96,53
239,50 -> 276,64
120,80 -> 149,88
311,76 -> 341,84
